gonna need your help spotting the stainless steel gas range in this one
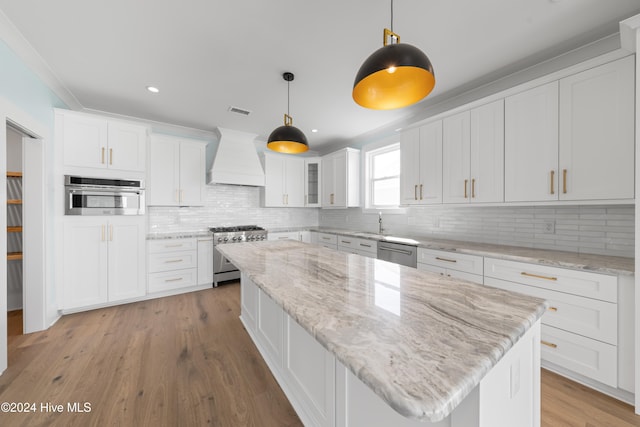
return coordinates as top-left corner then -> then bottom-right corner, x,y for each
210,225 -> 267,286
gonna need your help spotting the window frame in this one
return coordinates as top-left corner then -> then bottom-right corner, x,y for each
363,141 -> 405,214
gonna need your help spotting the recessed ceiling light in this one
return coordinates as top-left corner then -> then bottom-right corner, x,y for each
146,86 -> 159,93
311,129 -> 318,133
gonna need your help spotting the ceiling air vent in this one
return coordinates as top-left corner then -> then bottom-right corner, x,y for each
228,106 -> 252,116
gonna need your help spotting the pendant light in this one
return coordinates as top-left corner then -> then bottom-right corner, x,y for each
353,0 -> 435,110
267,72 -> 309,154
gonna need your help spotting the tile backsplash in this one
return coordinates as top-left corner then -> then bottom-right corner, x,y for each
148,184 -> 319,232
150,186 -> 634,258
320,205 -> 634,258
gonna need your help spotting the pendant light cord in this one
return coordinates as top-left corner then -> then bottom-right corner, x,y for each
287,80 -> 290,117
390,0 -> 394,33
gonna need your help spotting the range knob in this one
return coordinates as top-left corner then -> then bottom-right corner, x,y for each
217,237 -> 223,242
223,237 -> 228,242
232,236 -> 238,242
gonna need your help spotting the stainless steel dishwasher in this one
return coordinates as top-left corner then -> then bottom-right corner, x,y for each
377,241 -> 417,268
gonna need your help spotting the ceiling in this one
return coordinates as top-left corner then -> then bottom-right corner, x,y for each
0,0 -> 639,151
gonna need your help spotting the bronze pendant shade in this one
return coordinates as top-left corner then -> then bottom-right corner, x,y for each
267,72 -> 309,154
353,2 -> 435,110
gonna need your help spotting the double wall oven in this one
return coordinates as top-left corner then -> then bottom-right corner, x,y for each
210,225 -> 267,286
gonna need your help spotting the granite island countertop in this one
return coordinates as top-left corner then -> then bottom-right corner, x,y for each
217,240 -> 547,422
272,227 -> 634,276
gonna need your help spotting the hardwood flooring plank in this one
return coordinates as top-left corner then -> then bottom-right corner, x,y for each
0,282 -> 639,426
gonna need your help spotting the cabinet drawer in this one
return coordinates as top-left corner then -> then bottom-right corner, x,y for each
484,258 -> 617,302
148,268 -> 197,293
541,325 -> 617,387
268,231 -> 300,241
316,233 -> 337,245
148,251 -> 197,273
148,238 -> 197,253
337,236 -> 376,254
486,277 -> 617,344
418,248 -> 483,275
418,263 -> 483,285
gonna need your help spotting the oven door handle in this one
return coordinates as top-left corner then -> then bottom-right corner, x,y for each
378,246 -> 414,256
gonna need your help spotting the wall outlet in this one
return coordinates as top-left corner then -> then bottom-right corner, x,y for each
544,220 -> 555,234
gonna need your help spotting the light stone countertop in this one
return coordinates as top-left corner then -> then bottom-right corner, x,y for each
304,228 -> 635,276
146,230 -> 212,240
217,240 -> 547,422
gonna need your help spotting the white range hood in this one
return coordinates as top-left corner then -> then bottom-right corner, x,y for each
207,127 -> 265,187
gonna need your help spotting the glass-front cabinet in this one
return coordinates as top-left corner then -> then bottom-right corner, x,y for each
304,158 -> 321,207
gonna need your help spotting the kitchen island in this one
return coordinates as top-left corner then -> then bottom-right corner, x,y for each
217,240 -> 547,426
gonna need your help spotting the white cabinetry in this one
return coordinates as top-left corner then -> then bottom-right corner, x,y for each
558,56 -> 635,201
337,236 -> 377,258
314,232 -> 338,250
60,110 -> 146,172
321,148 -> 360,208
263,153 -> 305,207
148,134 -> 206,206
484,258 -> 633,393
147,238 -> 198,293
268,231 -> 302,241
505,56 -> 634,203
504,82 -> 559,202
62,217 -> 145,310
400,121 -> 442,205
417,248 -> 483,284
443,100 -> 504,204
197,237 -> 214,286
305,158 -> 321,207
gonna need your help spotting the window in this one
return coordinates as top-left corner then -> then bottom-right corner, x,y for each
366,143 -> 400,209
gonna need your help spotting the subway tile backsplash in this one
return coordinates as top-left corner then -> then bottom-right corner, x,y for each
148,184 -> 319,232
149,186 -> 633,258
319,205 -> 634,258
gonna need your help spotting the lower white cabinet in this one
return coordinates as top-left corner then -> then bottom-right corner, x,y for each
337,236 -> 377,258
314,232 -> 338,250
63,216 -> 146,310
147,238 -> 198,293
197,237 -> 214,285
484,257 -> 634,396
417,248 -> 483,285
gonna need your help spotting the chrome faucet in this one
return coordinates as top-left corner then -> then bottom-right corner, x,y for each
378,211 -> 384,235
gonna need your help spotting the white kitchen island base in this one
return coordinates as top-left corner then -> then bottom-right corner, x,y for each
240,273 -> 541,427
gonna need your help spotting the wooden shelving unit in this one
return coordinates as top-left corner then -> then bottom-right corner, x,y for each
7,171 -> 22,261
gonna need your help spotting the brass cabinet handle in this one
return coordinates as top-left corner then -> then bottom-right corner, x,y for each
547,306 -> 558,312
164,277 -> 183,283
341,240 -> 351,244
109,224 -> 113,241
541,340 -> 557,349
109,148 -> 113,165
563,169 -> 567,194
180,190 -> 184,203
550,170 -> 555,195
331,193 -> 334,205
420,184 -> 423,200
521,271 -> 557,281
471,179 -> 475,198
359,243 -> 372,248
464,179 -> 468,198
286,194 -> 289,205
101,147 -> 105,164
414,185 -> 418,200
435,256 -> 457,263
321,236 -> 331,241
164,259 -> 184,263
101,225 -> 105,242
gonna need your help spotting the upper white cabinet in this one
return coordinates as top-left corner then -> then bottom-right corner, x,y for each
263,153 -> 305,207
304,157 -> 321,207
504,56 -> 635,203
558,56 -> 635,201
147,134 -> 206,206
321,148 -> 360,208
400,121 -> 442,205
443,100 -> 504,204
60,111 -> 146,172
504,81 -> 559,202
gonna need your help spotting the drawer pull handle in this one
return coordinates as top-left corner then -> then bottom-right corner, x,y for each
414,184 -> 418,200
435,257 -> 457,263
321,237 -> 331,241
521,272 -> 557,281
341,240 -> 351,244
420,184 -> 423,200
359,243 -> 371,247
165,278 -> 183,283
550,170 -> 555,195
541,340 -> 557,349
464,179 -> 468,198
165,244 -> 183,248
165,259 -> 183,263
547,306 -> 558,312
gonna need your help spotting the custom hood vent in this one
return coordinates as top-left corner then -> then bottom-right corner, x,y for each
207,127 -> 265,187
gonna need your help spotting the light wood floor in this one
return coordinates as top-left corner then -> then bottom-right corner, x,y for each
0,282 -> 639,427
